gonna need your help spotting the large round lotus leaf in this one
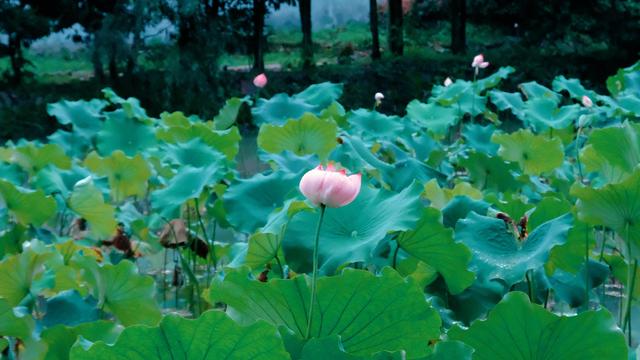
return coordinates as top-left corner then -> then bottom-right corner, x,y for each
423,179 -> 483,210
518,81 -> 562,103
572,169 -> 640,258
384,158 -> 444,191
489,90 -> 526,119
476,66 -> 516,90
0,298 -> 34,339
252,93 -> 317,126
156,121 -> 241,161
441,195 -> 490,229
455,212 -> 572,285
0,248 -> 54,306
73,257 -> 161,326
430,81 -> 486,116
47,130 -> 90,158
258,113 -> 338,160
223,170 -> 301,233
0,179 -> 57,226
283,182 -> 423,274
69,181 -> 117,239
47,99 -> 106,138
579,144 -> 628,185
41,290 -> 99,327
34,165 -> 90,197
162,138 -> 227,168
40,320 -> 122,360
406,100 -> 461,135
347,109 -> 404,141
458,151 -> 520,192
448,291 -> 627,360
397,208 -> 475,294
462,124 -> 499,155
492,129 -> 564,175
585,121 -> 640,174
210,267 -> 441,359
214,97 -> 248,130
84,151 -> 152,202
151,164 -> 224,218
552,75 -> 599,101
96,110 -> 156,156
294,82 -> 343,110
524,98 -> 581,131
70,310 -> 287,360
7,143 -> 71,175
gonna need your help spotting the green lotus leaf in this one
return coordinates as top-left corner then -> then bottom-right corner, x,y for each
492,129 -> 564,175
605,253 -> 640,301
430,81 -> 486,116
518,81 -> 561,103
423,179 -> 483,210
347,109 -> 405,141
487,192 -> 534,223
210,267 -> 441,359
47,130 -> 91,158
74,257 -> 161,326
546,219 -> 595,275
0,298 -> 34,339
525,98 -> 581,131
476,66 -> 516,90
0,179 -> 57,226
96,110 -> 157,156
0,223 -> 28,259
102,88 -> 148,119
552,75 -> 599,101
214,97 -> 248,130
547,260 -> 609,307
84,151 -> 152,202
606,61 -> 640,97
397,208 -> 475,294
70,310 -> 287,360
47,99 -> 106,138
585,121 -> 640,175
41,290 -> 99,327
319,101 -> 347,128
0,162 -> 26,184
162,138 -> 228,168
572,169 -> 640,258
455,212 -> 572,285
283,183 -> 423,274
68,180 -> 117,239
295,82 -> 344,110
427,340 -> 474,360
156,119 -> 241,161
489,90 -> 526,119
11,143 -> 72,174
40,320 -> 122,360
33,165 -> 90,197
258,113 -> 338,160
441,195 -> 490,229
616,94 -> 640,116
151,164 -> 224,218
223,171 -> 301,233
528,196 -> 572,231
461,124 -> 499,155
0,247 -> 54,306
406,100 -> 461,136
458,151 -> 520,192
448,291 -> 627,360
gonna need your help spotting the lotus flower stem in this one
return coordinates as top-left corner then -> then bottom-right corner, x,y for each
622,223 -> 637,345
584,227 -> 589,310
392,242 -> 400,269
576,127 -> 585,183
305,204 -> 326,339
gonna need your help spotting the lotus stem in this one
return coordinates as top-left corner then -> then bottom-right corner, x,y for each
305,204 -> 326,339
622,223 -> 637,346
584,226 -> 589,310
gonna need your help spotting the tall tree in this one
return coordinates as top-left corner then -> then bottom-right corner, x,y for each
252,0 -> 266,71
450,0 -> 466,53
388,0 -> 403,55
299,0 -> 313,68
369,0 -> 381,59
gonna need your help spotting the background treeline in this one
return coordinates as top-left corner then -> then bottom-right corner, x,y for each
1,0 -> 639,140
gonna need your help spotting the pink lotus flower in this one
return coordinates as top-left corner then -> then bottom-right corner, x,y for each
471,54 -> 489,69
253,73 -> 267,88
299,163 -> 361,208
582,95 -> 593,108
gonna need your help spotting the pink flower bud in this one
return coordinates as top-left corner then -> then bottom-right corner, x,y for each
581,95 -> 593,108
299,163 -> 361,208
471,54 -> 489,69
375,92 -> 384,101
444,77 -> 453,87
253,73 -> 268,88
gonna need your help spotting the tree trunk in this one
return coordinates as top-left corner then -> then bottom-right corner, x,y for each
8,34 -> 23,84
450,0 -> 466,54
253,0 -> 266,72
369,0 -> 381,59
299,0 -> 313,68
388,0 -> 403,56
